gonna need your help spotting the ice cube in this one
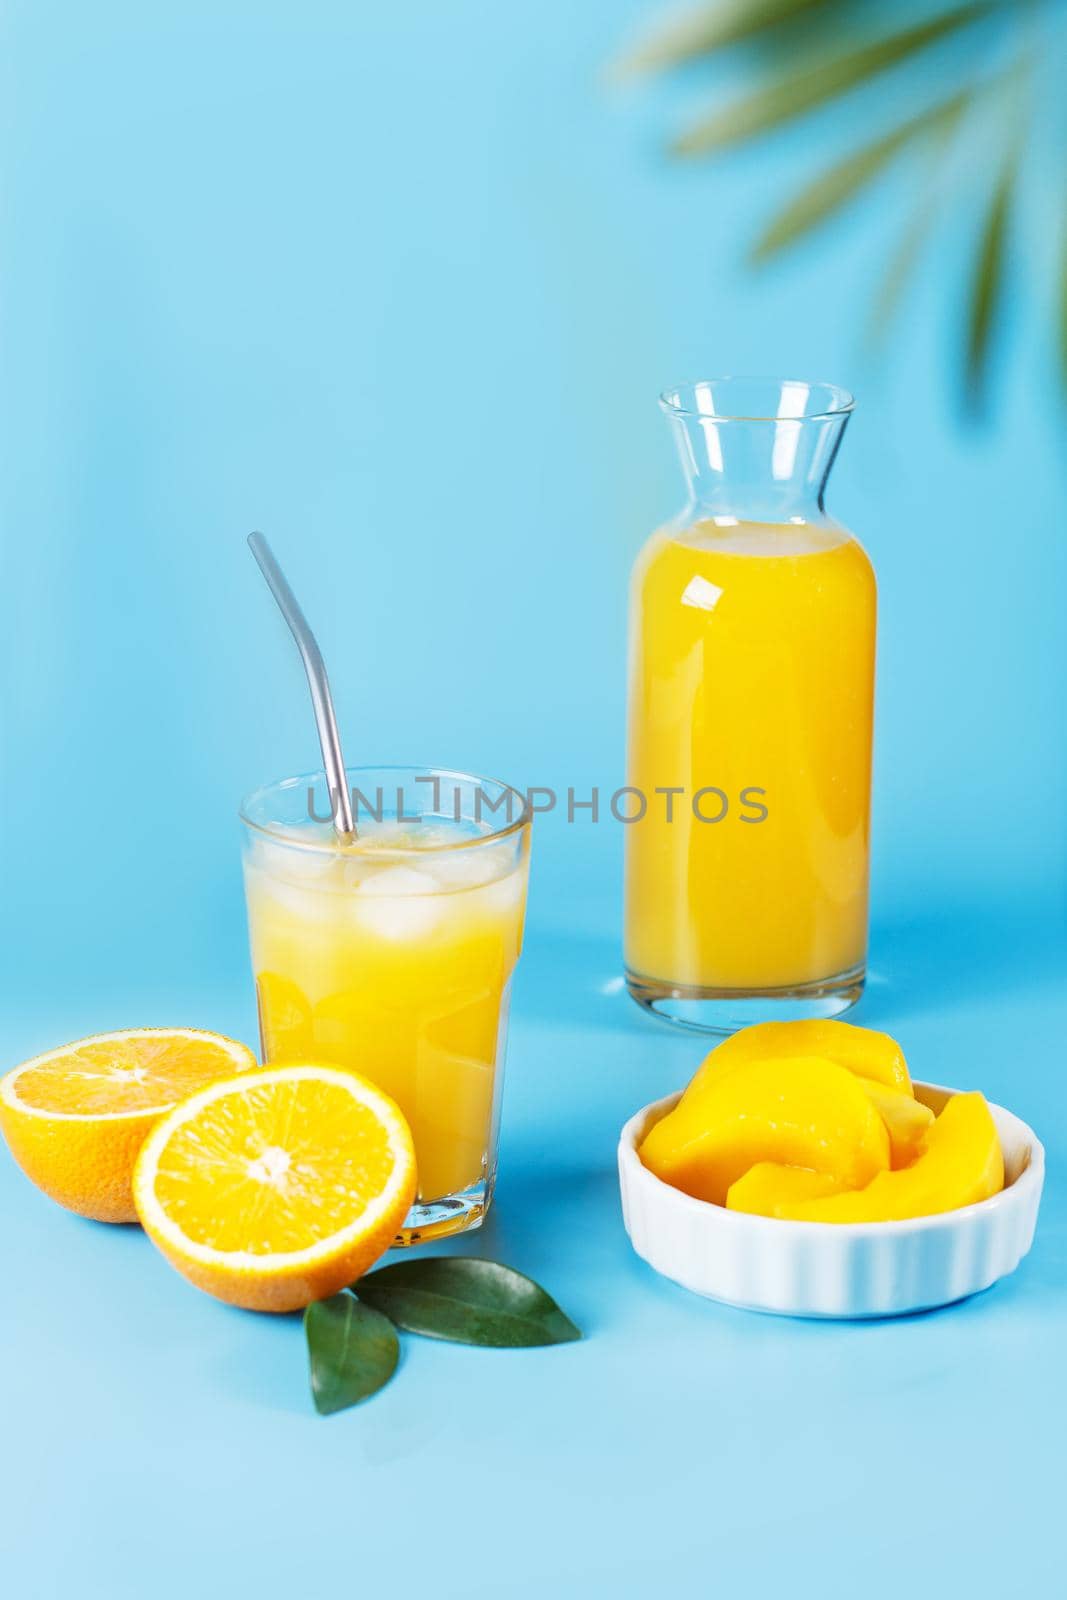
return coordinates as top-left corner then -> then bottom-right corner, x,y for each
428,851 -> 493,892
351,818 -> 423,852
244,866 -> 333,925
357,864 -> 439,896
429,841 -> 518,893
477,865 -> 527,921
413,821 -> 489,851
340,855 -> 373,893
252,834 -> 344,890
353,864 -> 443,940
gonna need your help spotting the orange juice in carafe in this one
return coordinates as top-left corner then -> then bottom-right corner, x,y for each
624,380 -> 875,1032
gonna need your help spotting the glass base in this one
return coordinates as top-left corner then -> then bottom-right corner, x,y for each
625,964 -> 865,1036
394,1179 -> 493,1246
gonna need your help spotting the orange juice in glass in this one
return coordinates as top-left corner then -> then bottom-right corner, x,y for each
241,768 -> 530,1241
624,379 -> 875,1033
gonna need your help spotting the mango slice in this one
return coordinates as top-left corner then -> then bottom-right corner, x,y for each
726,1163 -> 842,1217
685,1019 -> 911,1098
861,1081 -> 934,1167
769,1092 -> 1004,1223
639,1056 -> 891,1206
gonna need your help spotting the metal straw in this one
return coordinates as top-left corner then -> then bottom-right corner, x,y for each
247,530 -> 356,839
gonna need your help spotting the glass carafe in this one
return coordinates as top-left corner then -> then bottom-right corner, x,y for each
624,377 -> 875,1033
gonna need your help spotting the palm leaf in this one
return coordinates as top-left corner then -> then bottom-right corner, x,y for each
965,142 -> 1017,405
751,89 -> 971,261
1061,207 -> 1067,392
617,0 -> 844,75
865,162 -> 947,343
673,1 -> 1002,156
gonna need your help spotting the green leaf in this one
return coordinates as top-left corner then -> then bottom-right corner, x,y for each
356,1257 -> 582,1348
865,184 -> 941,344
864,106 -> 968,342
673,2 -> 1000,155
1060,210 -> 1067,392
965,146 -> 1017,406
616,0 -> 840,75
304,1291 -> 399,1415
751,89 -> 970,261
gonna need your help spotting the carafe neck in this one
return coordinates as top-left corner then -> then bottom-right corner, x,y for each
662,378 -> 852,524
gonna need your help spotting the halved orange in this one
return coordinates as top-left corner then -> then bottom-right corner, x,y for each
0,1028 -> 257,1222
133,1063 -> 417,1312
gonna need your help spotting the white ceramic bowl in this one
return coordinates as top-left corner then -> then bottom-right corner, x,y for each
618,1081 -> 1044,1319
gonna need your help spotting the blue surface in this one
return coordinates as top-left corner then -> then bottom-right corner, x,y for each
1,3 -> 1064,1594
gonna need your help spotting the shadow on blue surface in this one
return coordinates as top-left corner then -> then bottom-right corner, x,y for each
863,900 -> 1067,1026
517,896 -> 1066,1033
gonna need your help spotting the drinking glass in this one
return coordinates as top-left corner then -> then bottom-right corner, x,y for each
240,767 -> 531,1242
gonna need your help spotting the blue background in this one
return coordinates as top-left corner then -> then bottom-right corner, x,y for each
1,3 -> 1063,1594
